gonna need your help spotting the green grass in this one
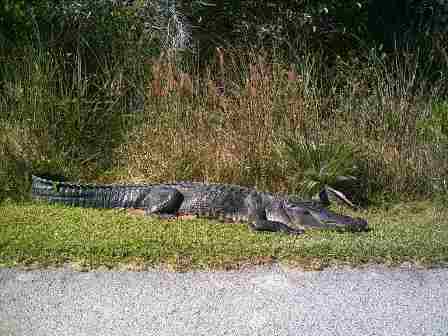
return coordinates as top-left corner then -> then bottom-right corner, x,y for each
1,201 -> 447,271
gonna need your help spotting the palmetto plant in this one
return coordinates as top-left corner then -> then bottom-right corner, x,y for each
282,138 -> 363,208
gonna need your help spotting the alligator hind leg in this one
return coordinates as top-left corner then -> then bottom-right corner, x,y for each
141,186 -> 184,218
245,193 -> 304,235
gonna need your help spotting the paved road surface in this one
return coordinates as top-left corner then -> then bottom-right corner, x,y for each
1,264 -> 448,336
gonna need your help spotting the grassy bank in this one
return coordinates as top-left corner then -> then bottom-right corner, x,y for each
1,201 -> 447,271
2,2 -> 447,271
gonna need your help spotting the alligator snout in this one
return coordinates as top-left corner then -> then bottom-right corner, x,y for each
337,215 -> 368,232
352,218 -> 368,231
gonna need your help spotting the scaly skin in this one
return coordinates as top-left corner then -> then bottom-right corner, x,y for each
31,175 -> 368,235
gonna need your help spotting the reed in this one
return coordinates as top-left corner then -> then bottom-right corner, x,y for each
1,43 -> 447,203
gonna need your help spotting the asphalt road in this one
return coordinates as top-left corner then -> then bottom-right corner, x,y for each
1,264 -> 448,336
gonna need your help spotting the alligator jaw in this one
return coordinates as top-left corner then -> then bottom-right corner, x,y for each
283,200 -> 369,232
310,213 -> 369,232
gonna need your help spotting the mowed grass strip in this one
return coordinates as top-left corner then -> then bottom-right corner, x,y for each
0,201 -> 447,271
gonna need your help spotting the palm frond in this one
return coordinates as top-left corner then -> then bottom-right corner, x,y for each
280,136 -> 364,205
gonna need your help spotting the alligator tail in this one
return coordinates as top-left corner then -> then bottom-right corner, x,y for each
31,175 -> 147,209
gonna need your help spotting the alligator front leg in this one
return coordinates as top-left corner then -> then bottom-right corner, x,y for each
141,186 -> 184,218
245,193 -> 304,235
249,219 -> 305,235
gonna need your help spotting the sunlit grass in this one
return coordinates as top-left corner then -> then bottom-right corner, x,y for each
1,201 -> 446,271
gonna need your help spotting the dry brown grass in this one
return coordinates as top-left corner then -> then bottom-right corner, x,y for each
1,46 -> 447,201
111,48 -> 446,199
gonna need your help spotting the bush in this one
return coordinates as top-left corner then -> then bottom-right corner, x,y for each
279,138 -> 367,205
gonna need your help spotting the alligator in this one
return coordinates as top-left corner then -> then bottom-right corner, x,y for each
31,175 -> 368,235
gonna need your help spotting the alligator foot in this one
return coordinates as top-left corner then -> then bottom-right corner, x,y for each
142,186 -> 184,215
249,220 -> 305,235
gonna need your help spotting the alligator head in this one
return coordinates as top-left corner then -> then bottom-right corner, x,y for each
268,199 -> 368,232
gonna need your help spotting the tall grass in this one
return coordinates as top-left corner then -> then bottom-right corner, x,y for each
1,42 -> 448,203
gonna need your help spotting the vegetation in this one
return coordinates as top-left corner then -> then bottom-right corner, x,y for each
0,0 -> 447,269
1,201 -> 447,270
